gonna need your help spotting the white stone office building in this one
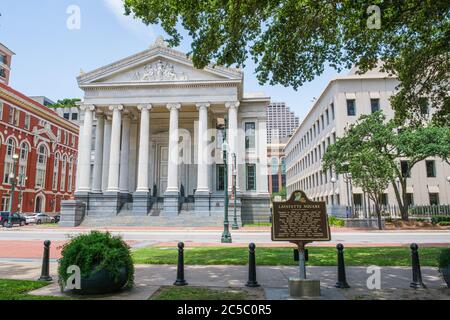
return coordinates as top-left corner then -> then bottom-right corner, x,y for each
285,68 -> 450,211
74,38 -> 270,223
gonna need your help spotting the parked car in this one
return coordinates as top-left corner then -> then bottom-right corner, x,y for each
0,212 -> 26,227
24,214 -> 36,225
33,213 -> 55,225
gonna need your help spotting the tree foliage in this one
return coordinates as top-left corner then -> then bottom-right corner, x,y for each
124,0 -> 450,124
323,111 -> 450,221
50,98 -> 81,109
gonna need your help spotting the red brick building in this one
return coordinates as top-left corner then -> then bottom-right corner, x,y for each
0,43 -> 78,214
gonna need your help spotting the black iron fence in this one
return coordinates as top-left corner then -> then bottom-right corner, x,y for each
341,204 -> 450,219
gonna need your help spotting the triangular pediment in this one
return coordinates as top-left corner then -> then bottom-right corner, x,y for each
77,38 -> 243,86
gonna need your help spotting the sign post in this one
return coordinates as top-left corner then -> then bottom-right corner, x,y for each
272,190 -> 331,297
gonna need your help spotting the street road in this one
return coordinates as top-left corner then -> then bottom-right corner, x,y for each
0,229 -> 449,246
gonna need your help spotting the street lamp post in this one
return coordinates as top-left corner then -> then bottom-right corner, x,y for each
218,117 -> 232,243
231,153 -> 239,230
7,154 -> 20,228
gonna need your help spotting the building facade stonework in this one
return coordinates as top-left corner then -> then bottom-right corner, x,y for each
73,38 -> 270,224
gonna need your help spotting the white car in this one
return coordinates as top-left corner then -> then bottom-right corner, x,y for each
24,215 -> 36,225
33,213 -> 55,225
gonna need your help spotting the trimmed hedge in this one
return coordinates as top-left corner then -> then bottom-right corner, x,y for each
431,215 -> 450,225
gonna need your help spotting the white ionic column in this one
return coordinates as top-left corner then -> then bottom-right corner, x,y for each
119,113 -> 131,193
166,103 -> 181,193
77,104 -> 95,192
101,116 -> 112,191
136,104 -> 152,192
226,101 -> 240,192
91,113 -> 104,193
196,103 -> 210,194
74,121 -> 83,192
107,105 -> 123,192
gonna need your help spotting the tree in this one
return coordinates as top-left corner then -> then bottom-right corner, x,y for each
50,98 -> 81,109
124,0 -> 450,124
323,140 -> 394,230
322,111 -> 450,221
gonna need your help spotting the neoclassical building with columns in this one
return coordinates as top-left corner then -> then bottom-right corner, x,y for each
73,38 -> 270,224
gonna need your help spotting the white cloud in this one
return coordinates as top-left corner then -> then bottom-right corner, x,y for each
103,0 -> 155,42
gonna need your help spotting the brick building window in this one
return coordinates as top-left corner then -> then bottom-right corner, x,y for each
1,196 -> 10,211
3,138 -> 16,184
61,155 -> 67,191
52,154 -> 59,190
68,157 -> 74,192
18,142 -> 29,187
8,106 -> 14,124
24,114 -> 31,130
35,144 -> 48,188
14,109 -> 20,126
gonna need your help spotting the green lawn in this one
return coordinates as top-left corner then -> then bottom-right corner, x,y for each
0,279 -> 65,300
151,286 -> 249,300
133,246 -> 443,267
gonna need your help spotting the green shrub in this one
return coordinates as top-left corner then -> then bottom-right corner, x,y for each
438,221 -> 450,226
431,215 -> 450,224
58,231 -> 134,291
438,248 -> 450,270
328,216 -> 345,227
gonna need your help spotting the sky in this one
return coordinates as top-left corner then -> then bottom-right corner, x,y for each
0,0 -> 348,121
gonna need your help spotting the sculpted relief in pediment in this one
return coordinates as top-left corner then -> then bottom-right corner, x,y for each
132,60 -> 188,82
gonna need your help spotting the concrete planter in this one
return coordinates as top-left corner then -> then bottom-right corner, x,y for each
344,218 -> 385,229
71,266 -> 129,295
440,265 -> 450,288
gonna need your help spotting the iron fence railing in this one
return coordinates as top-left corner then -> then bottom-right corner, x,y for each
330,204 -> 450,219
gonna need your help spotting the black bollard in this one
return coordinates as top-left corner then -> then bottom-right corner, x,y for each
246,243 -> 260,287
174,242 -> 188,286
38,240 -> 52,281
335,243 -> 350,288
410,243 -> 426,289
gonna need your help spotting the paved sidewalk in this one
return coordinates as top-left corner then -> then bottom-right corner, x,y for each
0,261 -> 448,300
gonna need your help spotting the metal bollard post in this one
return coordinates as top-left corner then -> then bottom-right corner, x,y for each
246,243 -> 260,287
38,240 -> 53,282
335,243 -> 350,288
174,242 -> 188,286
410,243 -> 426,289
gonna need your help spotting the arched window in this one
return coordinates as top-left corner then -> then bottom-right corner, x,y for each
36,144 -> 48,188
60,155 -> 67,191
6,137 -> 15,158
18,142 -> 29,187
52,153 -> 59,190
68,157 -> 74,192
3,138 -> 16,184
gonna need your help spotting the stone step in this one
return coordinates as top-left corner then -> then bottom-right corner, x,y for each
81,210 -> 225,227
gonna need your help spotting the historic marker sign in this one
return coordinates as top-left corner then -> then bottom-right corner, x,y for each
272,190 -> 331,242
